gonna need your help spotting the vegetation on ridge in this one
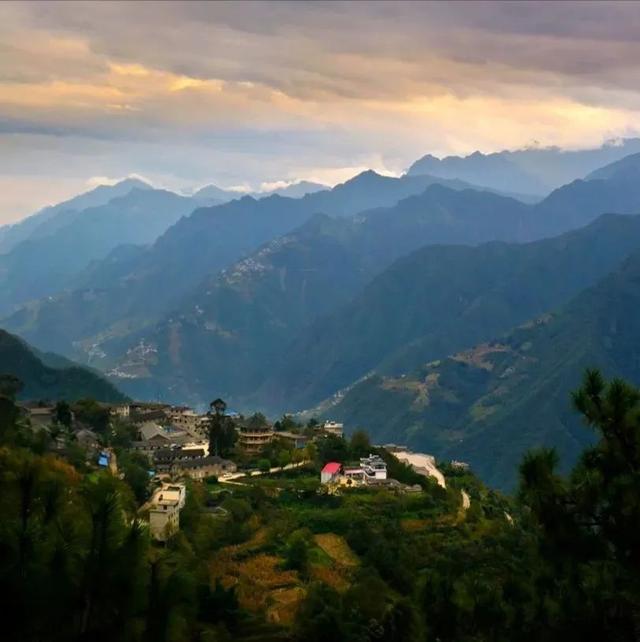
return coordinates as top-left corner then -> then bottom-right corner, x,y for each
1,368 -> 640,641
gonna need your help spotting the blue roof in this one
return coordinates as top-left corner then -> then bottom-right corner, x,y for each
98,455 -> 109,467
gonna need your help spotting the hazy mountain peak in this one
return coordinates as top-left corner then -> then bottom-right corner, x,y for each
407,137 -> 640,196
586,152 -> 640,182
192,183 -> 236,201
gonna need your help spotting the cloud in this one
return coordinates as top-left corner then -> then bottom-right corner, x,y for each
85,173 -> 153,189
1,1 -> 640,221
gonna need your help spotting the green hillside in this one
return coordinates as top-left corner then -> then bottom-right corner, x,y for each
260,214 -> 640,412
0,329 -> 127,402
326,248 -> 640,489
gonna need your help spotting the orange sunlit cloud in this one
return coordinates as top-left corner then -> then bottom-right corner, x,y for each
1,1 -> 640,221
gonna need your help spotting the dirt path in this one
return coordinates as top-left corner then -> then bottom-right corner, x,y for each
392,450 -> 446,488
219,460 -> 310,485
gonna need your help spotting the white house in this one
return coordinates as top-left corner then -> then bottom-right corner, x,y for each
360,454 -> 387,480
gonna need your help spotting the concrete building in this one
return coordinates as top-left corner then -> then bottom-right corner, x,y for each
238,424 -> 274,453
168,408 -> 202,434
360,454 -> 387,481
174,455 -> 237,480
322,421 -> 344,437
149,484 -> 186,542
110,404 -> 130,418
275,431 -> 309,449
28,406 -> 55,428
153,447 -> 206,472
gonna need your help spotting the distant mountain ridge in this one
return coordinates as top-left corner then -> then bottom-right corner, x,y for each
0,329 -> 126,402
6,150 -> 640,419
586,152 -> 640,181
407,138 -> 640,195
94,164 -> 640,406
193,179 -> 328,202
2,171 -> 479,364
0,187 -> 198,315
0,178 -> 152,254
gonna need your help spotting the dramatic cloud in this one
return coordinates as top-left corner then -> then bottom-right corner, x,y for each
1,1 -> 640,222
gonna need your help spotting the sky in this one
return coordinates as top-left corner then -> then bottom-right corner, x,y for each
1,0 -> 640,223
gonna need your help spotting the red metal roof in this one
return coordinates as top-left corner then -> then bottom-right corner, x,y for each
322,462 -> 341,474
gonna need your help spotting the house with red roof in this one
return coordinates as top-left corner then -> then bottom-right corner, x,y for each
320,461 -> 342,484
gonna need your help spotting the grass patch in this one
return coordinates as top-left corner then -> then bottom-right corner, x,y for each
313,533 -> 360,567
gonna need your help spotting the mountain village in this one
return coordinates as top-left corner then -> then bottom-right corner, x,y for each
18,398 -> 458,542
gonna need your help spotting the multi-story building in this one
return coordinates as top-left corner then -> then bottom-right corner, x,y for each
109,404 -> 130,418
238,424 -> 274,453
167,408 -> 203,435
322,420 -> 344,437
360,454 -> 388,480
148,483 -> 186,542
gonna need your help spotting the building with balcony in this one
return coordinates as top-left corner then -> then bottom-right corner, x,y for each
238,424 -> 274,452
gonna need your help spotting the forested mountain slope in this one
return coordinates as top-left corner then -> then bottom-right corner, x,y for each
0,329 -> 126,402
259,213 -> 640,412
325,248 -> 640,488
108,168 -> 640,406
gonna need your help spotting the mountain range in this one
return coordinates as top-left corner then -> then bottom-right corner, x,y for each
0,178 -> 152,254
407,138 -> 640,196
0,187 -> 203,315
2,171 -> 482,364
88,156 -> 640,407
4,145 -> 640,491
192,179 -> 328,202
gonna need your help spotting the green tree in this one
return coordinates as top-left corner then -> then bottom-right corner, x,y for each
274,414 -> 299,432
54,400 -> 73,429
294,582 -> 343,642
316,433 -> 350,465
283,529 -> 310,576
0,374 -> 23,399
120,451 -> 151,504
350,429 -> 371,457
277,449 -> 291,468
247,412 -> 269,430
518,369 -> 640,640
73,398 -> 110,433
208,398 -> 236,456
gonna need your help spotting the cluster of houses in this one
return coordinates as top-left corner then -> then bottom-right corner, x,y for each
24,399 -> 414,538
21,403 -> 103,455
121,401 -> 341,459
117,403 -> 238,480
320,453 -> 407,489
